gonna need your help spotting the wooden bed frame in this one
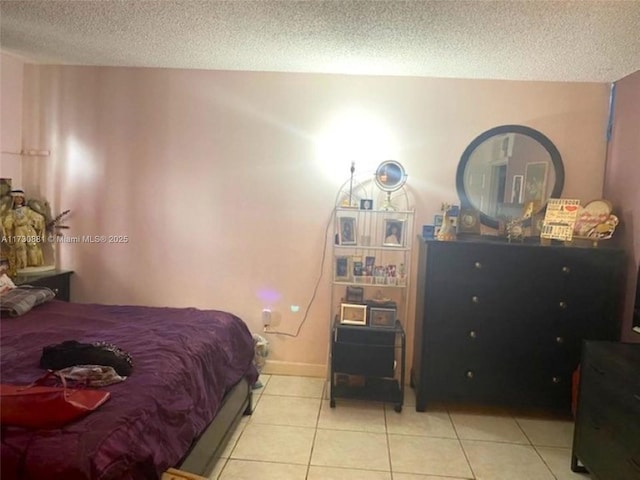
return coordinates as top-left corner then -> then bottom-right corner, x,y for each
172,377 -> 253,477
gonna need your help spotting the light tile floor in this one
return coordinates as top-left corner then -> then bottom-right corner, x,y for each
210,375 -> 590,480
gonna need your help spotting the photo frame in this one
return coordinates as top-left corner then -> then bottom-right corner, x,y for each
340,303 -> 367,325
422,225 -> 435,239
359,199 -> 373,210
523,162 -> 548,205
335,256 -> 351,282
369,307 -> 397,328
383,219 -> 405,246
458,207 -> 481,235
364,256 -> 375,276
511,175 -> 524,204
345,286 -> 364,303
338,217 -> 357,245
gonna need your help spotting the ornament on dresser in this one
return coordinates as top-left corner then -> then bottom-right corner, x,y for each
436,203 -> 457,241
571,199 -> 619,246
457,207 -> 481,235
505,201 -> 535,242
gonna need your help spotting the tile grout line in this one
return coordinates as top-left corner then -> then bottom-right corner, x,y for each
384,402 -> 394,480
303,380 -> 326,480
448,409 -> 478,480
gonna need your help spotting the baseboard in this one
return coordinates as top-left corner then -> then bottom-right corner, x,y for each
261,360 -> 327,378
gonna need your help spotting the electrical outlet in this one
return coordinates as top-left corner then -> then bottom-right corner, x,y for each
261,309 -> 272,326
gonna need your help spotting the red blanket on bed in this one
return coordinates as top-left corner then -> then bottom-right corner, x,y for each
1,300 -> 257,480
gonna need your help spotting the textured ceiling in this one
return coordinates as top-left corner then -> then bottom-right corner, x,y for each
1,0 -> 639,82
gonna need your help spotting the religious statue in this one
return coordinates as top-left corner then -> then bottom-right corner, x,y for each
1,190 -> 46,271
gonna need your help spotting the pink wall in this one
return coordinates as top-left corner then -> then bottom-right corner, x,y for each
604,70 -> 640,342
20,65 -> 612,373
0,53 -> 24,184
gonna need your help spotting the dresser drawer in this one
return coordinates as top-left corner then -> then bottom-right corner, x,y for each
422,361 -> 510,404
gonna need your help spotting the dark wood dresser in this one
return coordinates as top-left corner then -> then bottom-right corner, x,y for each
14,270 -> 73,301
571,341 -> 640,480
411,239 -> 625,412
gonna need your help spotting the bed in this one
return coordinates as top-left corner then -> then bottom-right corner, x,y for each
0,299 -> 258,480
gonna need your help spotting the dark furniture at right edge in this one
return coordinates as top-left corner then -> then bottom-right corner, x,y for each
411,239 -> 626,413
571,341 -> 640,480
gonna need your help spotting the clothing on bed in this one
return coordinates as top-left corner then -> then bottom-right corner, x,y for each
57,365 -> 126,387
1,300 -> 258,480
40,339 -> 134,376
0,285 -> 55,316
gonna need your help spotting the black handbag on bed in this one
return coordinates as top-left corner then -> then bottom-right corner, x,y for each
40,340 -> 133,376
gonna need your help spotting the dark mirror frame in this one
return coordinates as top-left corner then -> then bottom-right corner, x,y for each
456,125 -> 565,229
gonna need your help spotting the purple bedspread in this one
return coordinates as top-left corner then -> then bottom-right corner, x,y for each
0,300 -> 258,480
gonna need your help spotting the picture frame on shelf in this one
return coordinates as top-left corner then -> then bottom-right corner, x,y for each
340,303 -> 367,325
383,219 -> 405,246
345,286 -> 364,303
369,307 -> 397,328
335,256 -> 351,282
338,217 -> 357,245
359,199 -> 373,210
364,256 -> 375,276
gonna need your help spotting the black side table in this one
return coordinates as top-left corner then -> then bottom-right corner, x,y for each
14,270 -> 74,301
330,320 -> 405,412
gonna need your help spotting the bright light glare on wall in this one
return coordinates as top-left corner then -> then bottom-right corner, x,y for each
315,109 -> 398,182
65,135 -> 96,182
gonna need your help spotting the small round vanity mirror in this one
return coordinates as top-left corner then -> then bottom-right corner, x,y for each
374,160 -> 407,211
456,125 -> 564,229
374,160 -> 407,192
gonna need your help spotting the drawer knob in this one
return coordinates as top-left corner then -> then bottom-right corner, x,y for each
552,376 -> 561,384
561,266 -> 571,274
559,301 -> 567,309
53,288 -> 59,295
474,261 -> 482,269
466,370 -> 474,379
469,330 -> 477,339
472,296 -> 480,304
555,336 -> 564,344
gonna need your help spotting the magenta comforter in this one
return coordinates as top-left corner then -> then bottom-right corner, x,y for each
1,300 -> 257,480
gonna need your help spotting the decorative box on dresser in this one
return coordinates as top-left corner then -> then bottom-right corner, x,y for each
571,341 -> 640,480
411,239 -> 625,413
14,270 -> 73,302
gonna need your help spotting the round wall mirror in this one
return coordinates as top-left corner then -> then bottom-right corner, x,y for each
456,125 -> 565,229
374,160 -> 407,192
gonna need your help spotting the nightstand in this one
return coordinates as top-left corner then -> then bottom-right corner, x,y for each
14,270 -> 74,301
571,341 -> 640,479
330,320 -> 405,412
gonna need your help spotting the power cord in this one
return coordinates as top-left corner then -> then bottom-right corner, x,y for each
263,206 -> 336,338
